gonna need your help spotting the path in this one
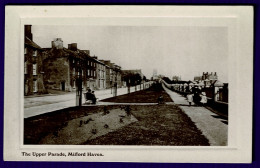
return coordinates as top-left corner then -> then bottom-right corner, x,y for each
162,83 -> 228,146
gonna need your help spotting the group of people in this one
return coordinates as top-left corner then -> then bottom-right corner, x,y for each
85,89 -> 97,104
186,86 -> 207,106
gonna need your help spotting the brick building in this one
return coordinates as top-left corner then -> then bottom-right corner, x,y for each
24,25 -> 46,95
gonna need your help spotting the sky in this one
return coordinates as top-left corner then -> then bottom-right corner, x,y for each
32,25 -> 228,82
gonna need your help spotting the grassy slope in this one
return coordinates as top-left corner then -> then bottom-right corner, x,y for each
101,83 -> 173,103
84,105 -> 209,146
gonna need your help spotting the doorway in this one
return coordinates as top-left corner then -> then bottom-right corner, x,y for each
61,81 -> 65,91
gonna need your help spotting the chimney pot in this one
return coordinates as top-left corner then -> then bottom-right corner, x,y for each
52,38 -> 63,49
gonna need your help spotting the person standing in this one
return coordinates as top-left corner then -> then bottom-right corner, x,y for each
187,92 -> 194,106
200,92 -> 207,106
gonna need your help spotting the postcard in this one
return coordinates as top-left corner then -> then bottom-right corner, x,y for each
4,6 -> 253,162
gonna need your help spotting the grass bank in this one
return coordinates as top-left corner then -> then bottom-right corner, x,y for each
101,83 -> 172,103
84,105 -> 209,145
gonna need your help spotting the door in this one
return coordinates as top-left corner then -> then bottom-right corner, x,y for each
61,81 -> 65,91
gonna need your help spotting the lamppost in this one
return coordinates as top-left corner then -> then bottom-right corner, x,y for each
113,69 -> 118,97
76,65 -> 82,106
127,78 -> 131,94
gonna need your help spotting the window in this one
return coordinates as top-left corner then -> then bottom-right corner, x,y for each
73,68 -> 75,75
82,70 -> 84,77
94,71 -> 96,77
88,61 -> 89,65
33,50 -> 37,57
72,59 -> 74,63
88,69 -> 90,76
33,64 -> 37,75
33,80 -> 37,92
24,48 -> 27,54
24,61 -> 27,74
91,62 -> 92,66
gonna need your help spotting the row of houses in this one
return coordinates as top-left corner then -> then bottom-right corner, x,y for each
24,25 -> 125,96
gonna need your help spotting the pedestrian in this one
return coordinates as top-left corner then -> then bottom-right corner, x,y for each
187,92 -> 194,106
200,92 -> 207,106
157,94 -> 164,104
193,86 -> 201,105
91,91 -> 97,104
86,89 -> 92,100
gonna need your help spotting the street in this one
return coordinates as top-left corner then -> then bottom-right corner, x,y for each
24,85 -> 147,118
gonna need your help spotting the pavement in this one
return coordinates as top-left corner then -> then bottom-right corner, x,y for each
162,84 -> 228,146
24,84 -> 148,118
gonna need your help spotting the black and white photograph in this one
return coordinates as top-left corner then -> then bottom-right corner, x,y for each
4,6 -> 253,162
24,25 -> 228,146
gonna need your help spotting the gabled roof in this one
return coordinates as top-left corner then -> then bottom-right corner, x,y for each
25,36 -> 43,50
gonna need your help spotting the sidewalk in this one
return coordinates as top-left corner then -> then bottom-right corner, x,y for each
162,84 -> 228,146
24,85 -> 146,118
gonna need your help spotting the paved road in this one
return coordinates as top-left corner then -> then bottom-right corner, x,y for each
162,84 -> 228,146
24,85 -> 147,118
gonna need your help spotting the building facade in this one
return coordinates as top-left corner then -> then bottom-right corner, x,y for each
24,25 -> 46,95
43,40 -> 98,91
92,56 -> 106,90
194,72 -> 218,86
24,26 -> 137,94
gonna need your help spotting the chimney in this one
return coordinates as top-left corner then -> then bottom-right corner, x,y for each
25,25 -> 33,40
52,38 -> 63,49
68,44 -> 72,50
70,43 -> 77,51
215,72 -> 217,76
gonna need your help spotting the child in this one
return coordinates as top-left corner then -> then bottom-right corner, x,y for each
200,92 -> 207,106
187,93 -> 194,106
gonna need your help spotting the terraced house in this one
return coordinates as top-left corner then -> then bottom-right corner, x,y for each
24,25 -> 46,95
24,26 -> 126,94
43,39 -> 97,91
101,60 -> 122,89
92,56 -> 106,90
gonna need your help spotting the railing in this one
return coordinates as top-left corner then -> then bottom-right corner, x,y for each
162,79 -> 228,116
162,80 -> 228,103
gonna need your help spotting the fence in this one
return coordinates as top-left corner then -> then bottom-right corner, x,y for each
162,79 -> 228,116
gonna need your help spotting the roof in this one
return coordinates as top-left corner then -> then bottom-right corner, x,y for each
25,36 -> 43,50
